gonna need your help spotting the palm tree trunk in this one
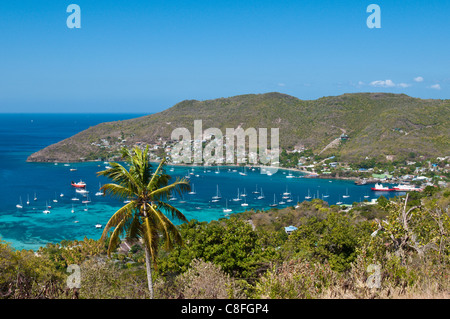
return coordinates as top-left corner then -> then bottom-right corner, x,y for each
144,245 -> 154,299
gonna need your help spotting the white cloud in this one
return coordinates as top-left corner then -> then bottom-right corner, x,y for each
369,79 -> 411,89
370,79 -> 396,88
429,84 -> 441,90
414,76 -> 424,82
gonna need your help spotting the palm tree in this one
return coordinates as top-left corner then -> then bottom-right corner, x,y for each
97,146 -> 190,298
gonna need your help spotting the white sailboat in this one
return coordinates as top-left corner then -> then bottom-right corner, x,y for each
241,188 -> 247,197
305,189 -> 312,199
212,185 -> 222,201
241,197 -> 248,207
283,186 -> 291,197
34,192 -> 37,201
223,199 -> 232,213
252,184 -> 260,194
82,195 -> 91,204
342,188 -> 350,198
26,195 -> 30,205
188,184 -> 196,195
232,188 -> 242,201
43,202 -> 50,214
257,188 -> 265,200
269,194 -> 278,207
239,167 -> 247,176
71,204 -> 75,213
16,197 -> 23,209
95,183 -> 104,196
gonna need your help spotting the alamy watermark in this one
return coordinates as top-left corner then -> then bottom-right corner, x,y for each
170,120 -> 280,174
66,264 -> 81,289
366,264 -> 381,288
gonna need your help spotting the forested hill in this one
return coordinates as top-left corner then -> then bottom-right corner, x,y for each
27,92 -> 450,163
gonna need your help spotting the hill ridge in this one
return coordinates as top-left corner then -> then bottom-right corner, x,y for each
27,92 -> 450,163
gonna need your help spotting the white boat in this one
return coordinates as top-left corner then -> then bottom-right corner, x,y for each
223,199 -> 232,213
232,188 -> 242,201
257,188 -> 265,200
305,189 -> 312,199
188,184 -> 196,195
26,195 -> 30,205
342,188 -> 350,198
241,188 -> 247,197
53,193 -> 58,203
241,197 -> 248,207
75,189 -> 89,194
95,224 -> 102,228
269,194 -> 278,207
371,183 -> 394,191
84,204 -> 88,211
82,196 -> 91,204
286,172 -> 294,178
43,202 -> 50,214
239,167 -> 247,176
215,167 -> 220,174
283,186 -> 291,197
34,192 -> 37,201
71,205 -> 75,213
212,185 -> 222,200
71,197 -> 80,201
95,183 -> 104,196
16,197 -> 23,209
252,185 -> 260,194
60,193 -> 64,197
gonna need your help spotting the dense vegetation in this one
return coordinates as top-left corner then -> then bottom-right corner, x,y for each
27,92 -> 450,163
1,187 -> 448,299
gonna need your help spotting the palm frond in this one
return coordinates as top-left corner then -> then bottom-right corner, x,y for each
150,178 -> 191,201
149,205 -> 183,250
98,161 -> 141,193
156,200 -> 188,222
100,201 -> 136,241
100,183 -> 135,200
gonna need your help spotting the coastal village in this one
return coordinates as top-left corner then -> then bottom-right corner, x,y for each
89,133 -> 449,193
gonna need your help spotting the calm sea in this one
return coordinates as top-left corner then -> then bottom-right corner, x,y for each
0,114 -> 394,251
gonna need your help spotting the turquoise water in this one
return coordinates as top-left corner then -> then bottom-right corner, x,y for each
0,114 -> 396,251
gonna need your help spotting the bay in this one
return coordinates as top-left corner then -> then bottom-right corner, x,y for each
0,114 -> 397,251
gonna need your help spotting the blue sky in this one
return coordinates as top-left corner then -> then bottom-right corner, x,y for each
0,0 -> 449,113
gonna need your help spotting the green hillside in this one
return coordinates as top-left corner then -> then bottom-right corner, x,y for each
27,92 -> 450,163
